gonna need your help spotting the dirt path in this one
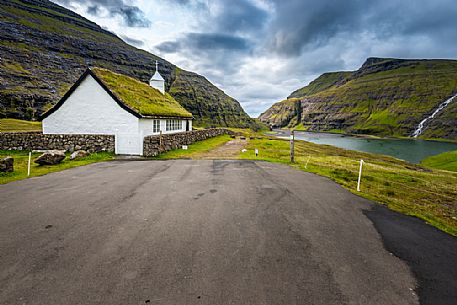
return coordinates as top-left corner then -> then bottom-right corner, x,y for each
194,137 -> 247,159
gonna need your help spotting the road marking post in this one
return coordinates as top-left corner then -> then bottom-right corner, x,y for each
27,151 -> 31,177
357,159 -> 364,192
290,130 -> 295,163
255,148 -> 258,157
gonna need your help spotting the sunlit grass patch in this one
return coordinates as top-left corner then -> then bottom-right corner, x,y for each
152,135 -> 232,159
0,150 -> 113,184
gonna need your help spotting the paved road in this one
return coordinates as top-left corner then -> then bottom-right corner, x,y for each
0,160 -> 455,305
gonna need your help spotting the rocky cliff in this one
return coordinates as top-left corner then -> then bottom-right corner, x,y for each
259,58 -> 457,140
0,0 -> 254,127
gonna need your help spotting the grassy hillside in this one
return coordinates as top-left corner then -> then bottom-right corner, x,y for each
260,58 -> 457,140
0,0 -> 253,128
421,150 -> 457,172
0,118 -> 42,132
288,72 -> 351,99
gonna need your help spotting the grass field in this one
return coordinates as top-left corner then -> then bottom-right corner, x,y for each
0,119 -> 42,132
0,150 -> 114,184
421,150 -> 457,172
152,135 -> 232,159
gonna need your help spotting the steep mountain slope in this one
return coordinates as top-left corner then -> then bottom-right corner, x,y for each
0,0 -> 254,127
259,58 -> 457,139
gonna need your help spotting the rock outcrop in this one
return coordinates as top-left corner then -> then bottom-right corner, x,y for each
35,150 -> 65,165
70,150 -> 89,160
0,156 -> 14,172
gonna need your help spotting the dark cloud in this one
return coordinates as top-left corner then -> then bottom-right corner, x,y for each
54,0 -> 150,27
267,0 -> 457,56
113,5 -> 150,27
156,41 -> 180,54
120,35 -> 144,47
187,33 -> 250,51
86,5 -> 99,15
212,0 -> 269,34
157,33 -> 250,53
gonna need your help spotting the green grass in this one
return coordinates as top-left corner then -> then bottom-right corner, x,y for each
152,135 -> 232,159
0,150 -> 114,184
288,71 -> 352,98
91,68 -> 192,118
0,119 -> 42,132
421,150 -> 457,172
237,135 -> 457,236
1,61 -> 30,75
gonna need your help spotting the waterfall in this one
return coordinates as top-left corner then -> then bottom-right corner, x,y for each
412,93 -> 457,137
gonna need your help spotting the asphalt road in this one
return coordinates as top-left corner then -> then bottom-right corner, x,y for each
0,160 -> 455,305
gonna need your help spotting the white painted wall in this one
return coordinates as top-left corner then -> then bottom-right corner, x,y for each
139,118 -> 192,135
43,75 -> 139,135
139,119 -> 154,136
149,79 -> 165,95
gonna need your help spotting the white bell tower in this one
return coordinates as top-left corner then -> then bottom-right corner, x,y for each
149,60 -> 165,94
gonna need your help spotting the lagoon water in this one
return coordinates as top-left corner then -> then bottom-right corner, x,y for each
275,130 -> 457,164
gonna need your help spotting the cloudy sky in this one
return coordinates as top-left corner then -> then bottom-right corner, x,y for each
52,0 -> 457,117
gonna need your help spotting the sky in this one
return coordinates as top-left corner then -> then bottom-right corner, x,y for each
51,0 -> 457,117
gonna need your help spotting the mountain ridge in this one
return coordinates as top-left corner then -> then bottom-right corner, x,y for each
0,0 -> 255,128
260,57 -> 457,140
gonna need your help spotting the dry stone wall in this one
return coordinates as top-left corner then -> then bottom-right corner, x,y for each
143,128 -> 234,157
0,132 -> 115,153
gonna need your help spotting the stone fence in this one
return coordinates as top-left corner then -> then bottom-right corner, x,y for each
0,132 -> 115,153
143,128 -> 234,157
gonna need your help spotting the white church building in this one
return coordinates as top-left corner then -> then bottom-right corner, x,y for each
41,62 -> 193,155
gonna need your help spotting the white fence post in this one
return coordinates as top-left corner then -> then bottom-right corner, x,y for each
357,159 -> 364,192
27,151 -> 31,177
290,130 -> 295,162
305,155 -> 311,169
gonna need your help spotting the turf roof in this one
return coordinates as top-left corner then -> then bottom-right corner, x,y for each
91,68 -> 192,118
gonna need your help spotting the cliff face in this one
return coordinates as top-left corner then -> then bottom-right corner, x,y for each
259,58 -> 457,140
0,0 -> 254,127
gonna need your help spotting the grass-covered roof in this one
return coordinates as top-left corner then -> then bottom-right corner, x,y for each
91,68 -> 192,118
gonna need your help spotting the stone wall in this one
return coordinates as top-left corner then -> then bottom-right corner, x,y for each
0,132 -> 115,153
143,128 -> 234,157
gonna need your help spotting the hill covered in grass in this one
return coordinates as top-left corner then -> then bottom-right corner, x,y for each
0,0 -> 254,128
0,118 -> 42,132
259,58 -> 457,140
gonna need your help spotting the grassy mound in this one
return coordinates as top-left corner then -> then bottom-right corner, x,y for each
421,150 -> 457,172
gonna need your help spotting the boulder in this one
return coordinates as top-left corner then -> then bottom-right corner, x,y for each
0,157 -> 14,172
34,150 -> 65,165
70,150 -> 89,160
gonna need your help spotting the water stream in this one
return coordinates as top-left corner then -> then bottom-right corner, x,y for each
274,130 -> 457,164
412,93 -> 457,137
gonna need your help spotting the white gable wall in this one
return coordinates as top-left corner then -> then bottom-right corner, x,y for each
42,74 -> 139,135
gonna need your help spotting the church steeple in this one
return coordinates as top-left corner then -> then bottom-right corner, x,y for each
149,60 -> 165,94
